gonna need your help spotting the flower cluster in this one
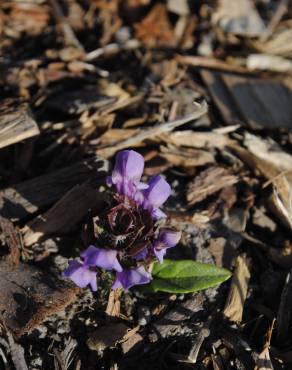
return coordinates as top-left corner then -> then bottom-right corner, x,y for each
63,150 -> 181,291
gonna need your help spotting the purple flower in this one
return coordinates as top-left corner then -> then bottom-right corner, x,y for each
153,229 -> 181,263
107,150 -> 147,198
63,149 -> 180,292
142,176 -> 171,219
62,260 -> 97,291
81,245 -> 122,272
112,266 -> 152,290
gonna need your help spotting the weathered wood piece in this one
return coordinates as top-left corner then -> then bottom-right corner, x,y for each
200,70 -> 245,125
0,261 -> 78,337
202,70 -> 292,129
221,74 -> 292,129
0,156 -> 108,221
0,99 -> 40,149
23,181 -> 108,246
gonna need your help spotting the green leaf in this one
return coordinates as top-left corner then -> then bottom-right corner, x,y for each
146,259 -> 231,293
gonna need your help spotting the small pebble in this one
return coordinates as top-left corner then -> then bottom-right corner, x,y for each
138,306 -> 151,326
115,27 -> 131,44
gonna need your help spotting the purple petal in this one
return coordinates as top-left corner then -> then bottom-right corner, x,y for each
154,248 -> 166,263
63,260 -> 97,291
81,246 -> 122,272
151,208 -> 167,220
143,176 -> 171,209
112,266 -> 152,290
106,176 -> 113,186
137,182 -> 149,190
153,229 -> 181,263
159,229 -> 181,248
133,248 -> 148,261
110,150 -> 145,196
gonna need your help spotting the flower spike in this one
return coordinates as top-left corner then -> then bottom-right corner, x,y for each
62,149 -> 180,292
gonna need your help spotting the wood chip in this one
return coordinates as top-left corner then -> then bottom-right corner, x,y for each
177,55 -> 249,74
212,0 -> 265,37
0,156 -> 108,221
0,100 -> 39,149
6,330 -> 28,370
247,54 -> 292,73
230,134 -> 292,229
223,254 -> 251,323
150,292 -> 204,341
254,319 -> 275,370
161,129 -> 231,149
0,216 -> 21,266
53,338 -> 77,370
186,167 -> 238,206
160,145 -> 215,167
97,101 -> 207,157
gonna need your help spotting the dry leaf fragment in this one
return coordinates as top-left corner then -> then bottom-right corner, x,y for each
105,289 -> 121,318
252,207 -> 277,233
5,3 -> 50,36
134,4 -> 176,48
121,332 -> 143,355
223,254 -> 251,323
87,322 -> 129,353
208,237 -> 229,268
